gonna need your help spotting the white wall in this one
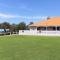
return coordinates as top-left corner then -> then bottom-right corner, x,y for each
19,30 -> 60,36
19,30 -> 37,35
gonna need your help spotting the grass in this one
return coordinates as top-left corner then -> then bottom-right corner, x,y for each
0,35 -> 60,60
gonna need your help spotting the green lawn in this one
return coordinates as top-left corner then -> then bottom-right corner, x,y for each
0,35 -> 60,60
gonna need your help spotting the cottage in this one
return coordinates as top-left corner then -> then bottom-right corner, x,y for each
19,17 -> 60,36
29,17 -> 60,31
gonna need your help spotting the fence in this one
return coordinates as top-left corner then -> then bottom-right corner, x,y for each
19,30 -> 60,36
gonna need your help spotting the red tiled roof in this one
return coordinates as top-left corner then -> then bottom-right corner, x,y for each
29,17 -> 60,27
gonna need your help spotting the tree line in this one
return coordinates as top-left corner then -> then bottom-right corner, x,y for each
0,22 -> 33,33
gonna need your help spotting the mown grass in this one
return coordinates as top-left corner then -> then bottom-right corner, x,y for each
0,35 -> 60,60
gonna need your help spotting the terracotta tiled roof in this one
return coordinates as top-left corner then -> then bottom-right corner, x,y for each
29,17 -> 60,27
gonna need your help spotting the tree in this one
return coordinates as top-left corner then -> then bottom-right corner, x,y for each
29,22 -> 34,25
10,24 -> 17,33
26,22 -> 34,30
1,22 -> 11,32
16,22 -> 26,31
47,17 -> 51,20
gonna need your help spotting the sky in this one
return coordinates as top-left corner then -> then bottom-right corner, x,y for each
0,0 -> 60,24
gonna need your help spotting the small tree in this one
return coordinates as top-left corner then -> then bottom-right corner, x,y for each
10,24 -> 16,33
47,17 -> 51,20
29,22 -> 34,25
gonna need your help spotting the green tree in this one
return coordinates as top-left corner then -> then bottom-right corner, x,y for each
1,22 -> 10,32
9,24 -> 17,33
29,22 -> 33,25
16,22 -> 26,31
